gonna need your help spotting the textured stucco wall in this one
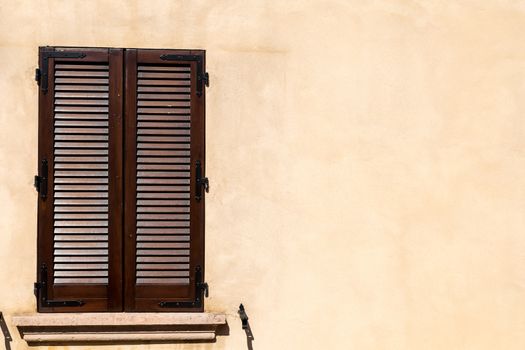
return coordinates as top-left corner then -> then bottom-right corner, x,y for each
1,1 -> 525,349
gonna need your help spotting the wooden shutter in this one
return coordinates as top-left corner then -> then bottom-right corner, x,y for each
36,47 -> 123,312
123,49 -> 206,311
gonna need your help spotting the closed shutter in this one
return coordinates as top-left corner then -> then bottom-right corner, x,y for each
36,47 -> 123,312
123,49 -> 206,311
36,47 -> 207,312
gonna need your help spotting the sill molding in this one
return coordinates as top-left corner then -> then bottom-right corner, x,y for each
13,312 -> 227,345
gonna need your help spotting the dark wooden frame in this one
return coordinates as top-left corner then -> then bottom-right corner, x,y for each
36,47 -> 206,312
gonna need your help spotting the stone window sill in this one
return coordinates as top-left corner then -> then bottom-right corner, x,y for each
12,313 -> 227,345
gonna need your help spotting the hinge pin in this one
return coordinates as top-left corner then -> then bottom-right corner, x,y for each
200,72 -> 210,87
35,68 -> 41,85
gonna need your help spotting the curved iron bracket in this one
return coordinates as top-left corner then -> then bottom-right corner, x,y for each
0,313 -> 11,350
238,304 -> 254,350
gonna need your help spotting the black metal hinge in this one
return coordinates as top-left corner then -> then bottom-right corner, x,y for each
35,68 -> 41,85
35,264 -> 84,308
195,160 -> 209,201
0,313 -> 12,350
160,54 -> 209,97
200,72 -> 210,88
38,50 -> 86,94
34,159 -> 48,199
159,265 -> 208,308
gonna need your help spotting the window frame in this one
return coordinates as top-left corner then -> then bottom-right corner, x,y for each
35,46 -> 208,313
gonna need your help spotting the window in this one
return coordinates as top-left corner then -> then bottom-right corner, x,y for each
34,47 -> 208,312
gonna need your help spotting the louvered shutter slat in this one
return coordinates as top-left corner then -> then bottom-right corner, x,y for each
52,61 -> 110,285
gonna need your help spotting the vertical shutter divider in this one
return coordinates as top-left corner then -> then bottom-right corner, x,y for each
124,48 -> 138,311
107,48 -> 125,311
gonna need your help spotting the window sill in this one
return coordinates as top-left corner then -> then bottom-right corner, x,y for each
13,312 -> 227,345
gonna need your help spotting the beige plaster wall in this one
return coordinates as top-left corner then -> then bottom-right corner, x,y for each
1,0 -> 525,349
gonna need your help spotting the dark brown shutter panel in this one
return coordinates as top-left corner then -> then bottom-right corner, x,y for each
36,47 -> 123,312
124,49 -> 206,311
